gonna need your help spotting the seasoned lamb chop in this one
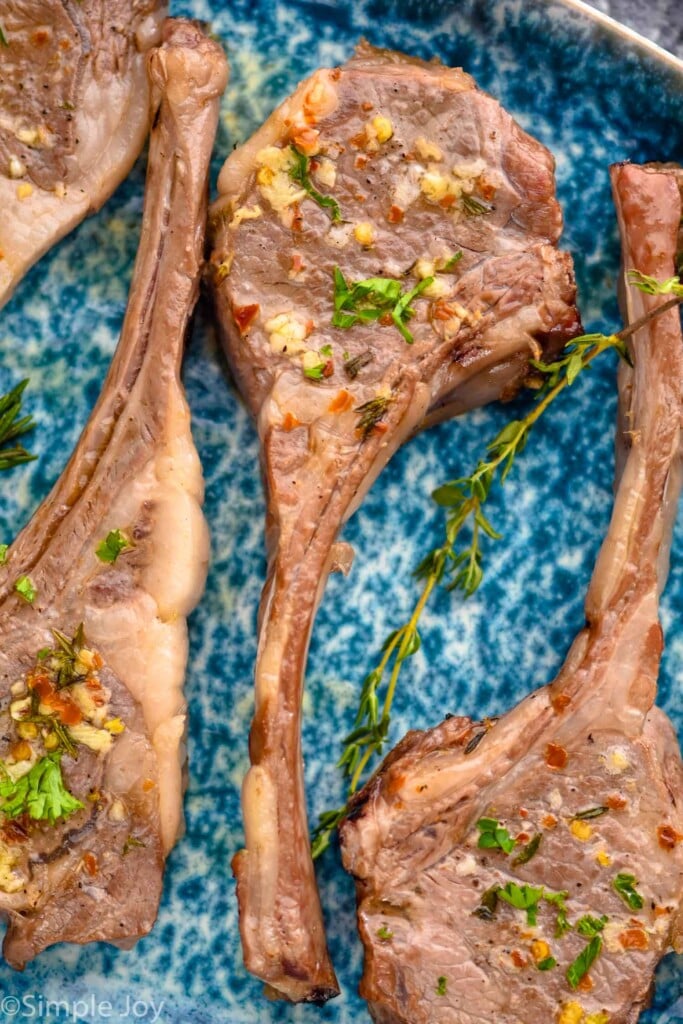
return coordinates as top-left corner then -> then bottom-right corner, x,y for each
0,20 -> 227,967
209,42 -> 581,1003
0,0 -> 167,310
340,162 -> 683,1024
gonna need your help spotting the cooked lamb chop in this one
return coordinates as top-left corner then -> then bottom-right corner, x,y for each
0,0 -> 167,310
209,42 -> 581,1003
0,20 -> 227,967
340,162 -> 683,1024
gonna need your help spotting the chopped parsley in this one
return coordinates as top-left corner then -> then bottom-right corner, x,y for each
537,956 -> 557,971
14,574 -> 36,603
0,753 -> 83,824
567,935 -> 602,990
332,267 -> 433,344
613,872 -> 644,910
96,529 -> 132,564
576,914 -> 608,938
320,343 -> 333,357
498,882 -> 545,926
376,925 -> 393,941
303,360 -> 325,381
288,147 -> 341,222
476,816 -> 516,854
436,976 -> 447,996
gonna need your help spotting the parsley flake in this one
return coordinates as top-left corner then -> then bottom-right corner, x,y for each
289,147 -> 341,222
0,753 -> 83,824
476,817 -> 516,854
613,872 -> 644,910
436,976 -> 447,996
567,935 -> 602,990
14,574 -> 36,603
376,925 -> 393,941
332,267 -> 433,345
96,529 -> 132,564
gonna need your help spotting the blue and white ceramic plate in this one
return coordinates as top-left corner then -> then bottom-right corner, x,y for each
1,1 -> 682,1021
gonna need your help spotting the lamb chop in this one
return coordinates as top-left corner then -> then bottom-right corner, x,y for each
209,42 -> 582,1003
0,20 -> 227,967
339,161 -> 683,1024
0,0 -> 167,310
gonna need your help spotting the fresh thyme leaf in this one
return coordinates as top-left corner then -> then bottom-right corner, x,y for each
576,914 -> 608,937
572,806 -> 608,821
123,836 -> 146,855
542,889 -> 571,937
512,832 -> 542,865
376,925 -> 393,941
355,395 -> 391,439
0,753 -> 83,824
332,267 -> 433,344
289,147 -> 342,222
537,957 -> 557,971
613,872 -> 644,910
0,544 -> 7,565
436,976 -> 447,996
14,574 -> 36,603
311,806 -> 346,859
462,194 -> 490,216
472,886 -> 499,920
627,268 -> 683,297
0,24 -> 8,47
0,380 -> 36,471
320,344 -> 333,357
96,529 -> 132,564
344,350 -> 373,378
443,251 -> 463,271
476,817 -> 516,854
566,935 -> 602,990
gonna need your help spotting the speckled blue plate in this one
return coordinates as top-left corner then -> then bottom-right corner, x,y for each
1,1 -> 682,1021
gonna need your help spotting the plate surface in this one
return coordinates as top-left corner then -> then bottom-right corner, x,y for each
1,1 -> 682,1021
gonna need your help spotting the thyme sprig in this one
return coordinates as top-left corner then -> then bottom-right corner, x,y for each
311,271 -> 683,859
288,146 -> 342,223
0,379 -> 36,471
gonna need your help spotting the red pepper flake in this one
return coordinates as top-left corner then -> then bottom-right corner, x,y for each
476,176 -> 497,201
354,155 -> 368,170
515,832 -> 530,844
328,390 -> 354,414
510,951 -> 528,968
577,974 -> 594,993
387,205 -> 404,224
86,676 -> 102,690
350,131 -> 368,149
378,313 -> 393,327
432,300 -> 458,322
291,203 -> 304,232
1,819 -> 28,844
542,814 -> 558,829
92,652 -> 104,669
658,824 -> 683,850
654,906 -> 672,917
29,673 -> 82,726
32,28 -> 50,46
83,852 -> 98,877
142,779 -> 156,792
373,422 -> 389,436
282,413 -> 301,432
551,693 -> 571,713
290,253 -> 306,275
519,807 -> 529,819
439,194 -> 456,209
361,101 -> 374,112
232,303 -> 260,335
619,928 -> 649,950
322,359 -> 334,378
545,743 -> 568,769
606,794 -> 627,810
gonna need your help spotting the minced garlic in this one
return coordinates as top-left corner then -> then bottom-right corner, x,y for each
371,115 -> 393,143
229,204 -> 263,229
353,222 -> 375,247
0,842 -> 24,894
255,146 -> 305,215
8,156 -> 26,179
265,312 -> 310,356
16,183 -> 33,200
570,819 -> 593,842
423,276 -> 452,299
67,722 -> 113,754
557,1001 -> 584,1024
415,137 -> 443,162
596,849 -> 611,866
314,158 -> 337,188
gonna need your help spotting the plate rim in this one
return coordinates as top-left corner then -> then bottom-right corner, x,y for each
555,0 -> 683,74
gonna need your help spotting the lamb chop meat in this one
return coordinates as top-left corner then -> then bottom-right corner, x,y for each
0,20 -> 227,967
209,42 -> 581,1003
0,0 -> 167,310
340,162 -> 683,1024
